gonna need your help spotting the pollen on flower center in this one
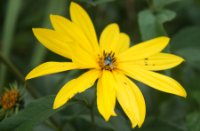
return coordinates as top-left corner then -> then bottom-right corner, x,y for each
98,51 -> 117,71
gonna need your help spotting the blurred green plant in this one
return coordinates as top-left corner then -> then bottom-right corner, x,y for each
0,0 -> 22,91
0,95 -> 62,131
77,0 -> 115,6
138,0 -> 178,40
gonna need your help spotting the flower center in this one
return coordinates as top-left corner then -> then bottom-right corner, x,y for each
99,51 -> 117,71
0,89 -> 19,110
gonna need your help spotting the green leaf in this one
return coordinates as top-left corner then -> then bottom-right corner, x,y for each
186,112 -> 200,131
175,48 -> 200,69
138,9 -> 175,40
0,95 -> 75,131
171,26 -> 200,51
159,98 -> 187,122
153,0 -> 181,8
176,48 -> 200,62
156,9 -> 176,23
138,9 -> 163,40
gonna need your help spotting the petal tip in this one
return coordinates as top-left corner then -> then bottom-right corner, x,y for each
104,116 -> 110,121
53,98 -> 62,109
158,36 -> 170,45
32,28 -> 40,34
137,120 -> 144,128
112,111 -> 117,116
70,1 -> 79,10
49,14 -> 57,25
180,57 -> 185,63
53,103 -> 59,110
70,1 -> 77,5
176,56 -> 185,66
161,36 -> 170,41
101,114 -> 111,121
138,124 -> 142,128
177,88 -> 187,98
25,73 -> 33,80
49,14 -> 55,19
179,86 -> 187,98
182,91 -> 187,98
111,23 -> 119,27
25,76 -> 29,80
32,28 -> 37,32
131,123 -> 137,128
110,23 -> 119,31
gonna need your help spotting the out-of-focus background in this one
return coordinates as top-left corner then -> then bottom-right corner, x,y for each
0,0 -> 200,131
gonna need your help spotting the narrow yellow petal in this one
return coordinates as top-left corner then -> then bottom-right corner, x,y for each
113,71 -> 146,127
117,36 -> 170,62
70,2 -> 100,55
50,14 -> 73,34
53,69 -> 100,109
32,28 -> 72,59
124,53 -> 184,71
50,15 -> 97,55
100,23 -> 120,53
119,65 -> 187,97
97,70 -> 116,121
26,62 -> 78,80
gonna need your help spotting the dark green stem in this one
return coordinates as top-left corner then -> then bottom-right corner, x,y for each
0,52 -> 39,98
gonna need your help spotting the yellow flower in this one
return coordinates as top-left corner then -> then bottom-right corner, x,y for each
26,2 -> 187,127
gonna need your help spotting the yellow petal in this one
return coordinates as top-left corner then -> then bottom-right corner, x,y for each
50,15 -> 97,55
97,70 -> 116,121
116,33 -> 130,53
26,62 -> 78,80
119,65 -> 187,97
32,28 -> 72,59
100,23 -> 120,53
124,53 -> 184,71
117,36 -> 170,62
53,69 -> 100,109
71,44 -> 99,68
70,2 -> 100,55
113,71 -> 146,127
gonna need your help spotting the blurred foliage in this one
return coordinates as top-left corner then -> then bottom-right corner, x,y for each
0,0 -> 200,131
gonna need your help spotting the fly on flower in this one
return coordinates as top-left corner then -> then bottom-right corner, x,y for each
26,2 -> 187,127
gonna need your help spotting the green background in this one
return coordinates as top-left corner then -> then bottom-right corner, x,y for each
0,0 -> 200,131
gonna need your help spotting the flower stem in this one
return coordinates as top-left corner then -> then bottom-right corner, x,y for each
0,52 -> 39,98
